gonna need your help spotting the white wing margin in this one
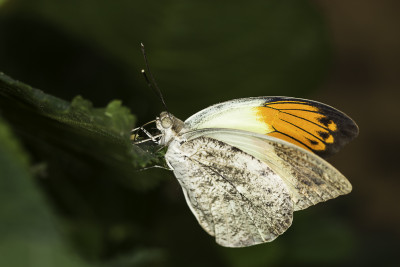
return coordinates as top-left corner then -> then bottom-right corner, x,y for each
183,128 -> 352,211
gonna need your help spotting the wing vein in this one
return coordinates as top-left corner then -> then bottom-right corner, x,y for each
189,156 -> 278,239
272,129 -> 314,151
280,118 -> 326,144
264,106 -> 331,132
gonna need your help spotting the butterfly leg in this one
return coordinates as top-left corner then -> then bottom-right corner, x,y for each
131,120 -> 161,144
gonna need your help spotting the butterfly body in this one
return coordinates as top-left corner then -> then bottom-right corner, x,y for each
153,97 -> 358,247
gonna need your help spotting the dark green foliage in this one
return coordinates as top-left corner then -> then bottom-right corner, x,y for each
0,73 -> 168,266
0,117 -> 90,267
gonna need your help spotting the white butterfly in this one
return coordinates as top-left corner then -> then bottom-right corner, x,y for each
137,96 -> 358,247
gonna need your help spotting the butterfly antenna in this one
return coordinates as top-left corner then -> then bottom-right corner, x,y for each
140,43 -> 169,114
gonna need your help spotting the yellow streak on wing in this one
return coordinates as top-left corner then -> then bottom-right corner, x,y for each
277,109 -> 328,129
325,135 -> 334,143
254,101 -> 338,152
327,120 -> 337,131
253,106 -> 280,130
266,101 -> 318,111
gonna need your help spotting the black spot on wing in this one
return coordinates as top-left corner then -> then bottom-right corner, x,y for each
318,116 -> 331,126
308,139 -> 319,146
318,131 -> 330,140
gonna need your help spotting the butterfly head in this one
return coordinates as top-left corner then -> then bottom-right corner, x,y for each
156,111 -> 184,145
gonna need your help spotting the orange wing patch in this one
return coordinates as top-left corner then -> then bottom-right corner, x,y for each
254,100 -> 338,153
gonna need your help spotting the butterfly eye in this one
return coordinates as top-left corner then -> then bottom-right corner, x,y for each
161,117 -> 173,128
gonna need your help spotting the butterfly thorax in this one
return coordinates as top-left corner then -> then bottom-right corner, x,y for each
156,111 -> 185,145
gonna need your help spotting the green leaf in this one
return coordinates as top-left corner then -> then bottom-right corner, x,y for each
0,72 -> 163,185
0,116 -> 90,267
0,72 -> 134,145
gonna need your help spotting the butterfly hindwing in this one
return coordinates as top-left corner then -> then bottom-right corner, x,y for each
184,97 -> 359,158
165,136 -> 293,247
185,128 -> 352,211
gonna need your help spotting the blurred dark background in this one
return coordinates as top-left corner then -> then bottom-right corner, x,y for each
0,0 -> 399,266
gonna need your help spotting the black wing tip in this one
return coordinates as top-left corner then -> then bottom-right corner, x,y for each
264,97 -> 359,158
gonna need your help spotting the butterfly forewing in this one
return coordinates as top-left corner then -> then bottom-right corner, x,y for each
184,97 -> 359,158
165,136 -> 293,247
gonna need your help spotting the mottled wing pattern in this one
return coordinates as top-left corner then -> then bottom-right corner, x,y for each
165,136 -> 293,247
257,98 -> 359,158
269,139 -> 352,210
190,129 -> 352,211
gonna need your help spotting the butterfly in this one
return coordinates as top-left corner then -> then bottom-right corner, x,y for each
135,96 -> 358,247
